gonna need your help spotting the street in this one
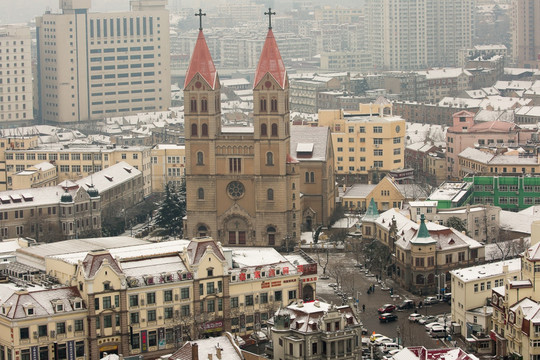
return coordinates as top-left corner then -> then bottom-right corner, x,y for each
315,251 -> 455,349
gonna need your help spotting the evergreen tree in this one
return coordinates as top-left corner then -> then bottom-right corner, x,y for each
155,181 -> 186,236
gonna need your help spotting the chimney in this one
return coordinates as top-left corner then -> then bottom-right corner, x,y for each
192,343 -> 199,360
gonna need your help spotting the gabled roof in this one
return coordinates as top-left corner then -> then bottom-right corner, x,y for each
82,251 -> 123,278
253,29 -> 287,89
184,30 -> 218,90
186,238 -> 225,266
2,287 -> 84,319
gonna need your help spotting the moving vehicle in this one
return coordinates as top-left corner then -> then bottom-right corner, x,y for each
424,296 -> 439,305
378,304 -> 397,313
382,343 -> 402,353
370,333 -> 386,343
374,336 -> 394,346
442,293 -> 452,303
408,313 -> 422,322
379,313 -> 398,323
398,300 -> 415,310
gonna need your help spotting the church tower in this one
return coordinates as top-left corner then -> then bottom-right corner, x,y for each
184,13 -> 221,239
184,10 -> 301,247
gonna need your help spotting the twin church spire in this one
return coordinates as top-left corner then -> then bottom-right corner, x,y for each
184,8 -> 287,90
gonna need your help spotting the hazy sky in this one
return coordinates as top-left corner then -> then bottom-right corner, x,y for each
0,0 -> 363,25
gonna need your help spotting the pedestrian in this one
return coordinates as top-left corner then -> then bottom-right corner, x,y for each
362,304 -> 365,312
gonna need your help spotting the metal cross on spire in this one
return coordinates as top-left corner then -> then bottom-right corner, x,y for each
264,7 -> 276,30
195,9 -> 206,31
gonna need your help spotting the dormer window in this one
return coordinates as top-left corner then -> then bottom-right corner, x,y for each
23,304 -> 35,316
55,303 -> 64,312
74,301 -> 82,310
103,281 -> 111,291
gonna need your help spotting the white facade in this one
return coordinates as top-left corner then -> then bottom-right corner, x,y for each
0,25 -> 33,125
36,0 -> 170,124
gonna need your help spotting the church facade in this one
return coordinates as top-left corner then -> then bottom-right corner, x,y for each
183,23 -> 336,247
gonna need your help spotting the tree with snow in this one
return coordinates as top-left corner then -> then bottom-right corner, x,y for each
155,181 -> 186,237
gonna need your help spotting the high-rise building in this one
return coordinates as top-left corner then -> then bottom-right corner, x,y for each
0,25 -> 33,126
511,0 -> 540,69
366,0 -> 475,71
36,0 -> 170,124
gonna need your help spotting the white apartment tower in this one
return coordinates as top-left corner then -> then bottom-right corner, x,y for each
366,0 -> 475,71
0,25 -> 33,126
36,0 -> 170,124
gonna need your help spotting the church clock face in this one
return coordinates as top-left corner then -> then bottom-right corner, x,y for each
227,181 -> 245,199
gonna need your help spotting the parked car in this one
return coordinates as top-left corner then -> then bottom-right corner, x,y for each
429,325 -> 447,338
379,313 -> 398,323
370,333 -> 386,343
408,313 -> 422,322
378,304 -> 397,313
398,300 -> 415,310
382,343 -> 403,353
425,322 -> 441,332
418,315 -> 436,325
374,336 -> 394,346
251,331 -> 268,342
424,296 -> 439,305
234,336 -> 246,347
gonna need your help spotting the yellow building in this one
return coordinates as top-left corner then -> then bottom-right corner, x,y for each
450,258 -> 520,351
318,97 -> 405,184
341,175 -> 428,212
458,147 -> 540,178
2,237 -> 316,359
150,144 -> 186,192
3,144 -> 152,196
11,162 -> 58,190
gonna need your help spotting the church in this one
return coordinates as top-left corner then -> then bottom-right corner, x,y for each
183,13 -> 336,247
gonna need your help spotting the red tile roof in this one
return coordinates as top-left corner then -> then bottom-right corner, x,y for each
253,29 -> 287,89
184,30 -> 217,90
286,153 -> 299,164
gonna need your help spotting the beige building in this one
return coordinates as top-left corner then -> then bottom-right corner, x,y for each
36,0 -> 171,124
318,98 -> 405,184
11,161 -> 57,190
409,202 -> 501,243
0,181 -> 101,242
150,144 -> 185,192
458,147 -> 540,178
3,144 -> 152,196
511,0 -> 540,68
362,205 -> 485,294
184,27 -> 336,245
0,25 -> 33,126
270,301 -> 363,360
450,258 -> 520,347
1,237 -> 316,359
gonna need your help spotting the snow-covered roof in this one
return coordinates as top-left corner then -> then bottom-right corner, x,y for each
76,161 -> 142,194
417,68 -> 471,80
290,126 -> 330,162
450,258 -> 520,282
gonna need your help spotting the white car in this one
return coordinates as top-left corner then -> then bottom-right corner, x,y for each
370,333 -> 386,343
375,336 -> 394,346
234,336 -> 246,347
251,331 -> 268,342
425,322 -> 441,332
408,313 -> 422,322
382,343 -> 402,353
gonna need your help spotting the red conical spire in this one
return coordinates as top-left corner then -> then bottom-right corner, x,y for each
253,29 -> 287,89
184,30 -> 217,90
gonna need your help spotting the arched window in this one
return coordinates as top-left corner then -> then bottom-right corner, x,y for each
190,98 -> 197,112
197,151 -> 204,165
305,172 -> 309,183
427,273 -> 435,284
292,183 -> 295,190
416,274 -> 425,285
270,98 -> 278,112
266,152 -> 273,165
267,189 -> 274,201
271,123 -> 278,136
201,98 -> 208,112
310,172 -> 315,183
267,226 -> 276,246
198,188 -> 204,200
260,98 -> 267,112
261,123 -> 267,136
191,123 -> 198,136
201,123 -> 208,136
198,225 -> 207,237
